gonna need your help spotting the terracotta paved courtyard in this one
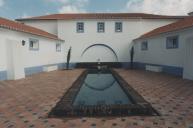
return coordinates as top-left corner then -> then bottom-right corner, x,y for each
0,69 -> 193,128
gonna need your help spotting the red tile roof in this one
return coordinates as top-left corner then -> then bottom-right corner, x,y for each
135,16 -> 193,40
0,17 -> 62,40
16,13 -> 187,21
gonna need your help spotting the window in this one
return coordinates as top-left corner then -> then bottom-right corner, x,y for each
56,43 -> 61,52
166,36 -> 179,49
77,22 -> 84,33
97,22 -> 105,33
141,41 -> 148,51
115,22 -> 122,32
29,38 -> 39,51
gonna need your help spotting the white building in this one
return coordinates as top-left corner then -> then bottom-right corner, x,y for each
0,17 -> 65,80
0,13 -> 193,80
134,16 -> 193,80
17,13 -> 185,68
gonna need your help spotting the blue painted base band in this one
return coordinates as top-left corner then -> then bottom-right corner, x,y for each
0,62 -> 183,80
0,71 -> 7,80
121,62 -> 131,68
25,66 -> 43,76
133,62 -> 183,76
25,63 -> 77,76
25,63 -> 64,76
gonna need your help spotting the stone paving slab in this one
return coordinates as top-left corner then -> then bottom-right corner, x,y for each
0,69 -> 193,128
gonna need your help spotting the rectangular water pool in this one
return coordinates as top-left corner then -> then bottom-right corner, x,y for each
49,69 -> 159,117
73,70 -> 132,106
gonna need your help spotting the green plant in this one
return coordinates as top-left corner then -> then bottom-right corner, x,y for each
130,46 -> 134,69
66,46 -> 71,70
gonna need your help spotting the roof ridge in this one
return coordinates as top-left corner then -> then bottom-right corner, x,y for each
134,16 -> 193,40
16,13 -> 187,21
0,17 -> 62,41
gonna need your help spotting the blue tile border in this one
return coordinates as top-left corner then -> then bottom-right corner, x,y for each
0,63 -> 74,80
24,63 -> 77,76
25,66 -> 43,76
68,63 -> 77,69
1,62 -> 183,80
134,62 -> 183,76
59,63 -> 76,69
58,63 -> 65,70
121,62 -> 130,68
0,71 -> 7,81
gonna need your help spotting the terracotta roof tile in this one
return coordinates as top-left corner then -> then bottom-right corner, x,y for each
0,17 -> 62,40
135,16 -> 193,40
16,13 -> 187,21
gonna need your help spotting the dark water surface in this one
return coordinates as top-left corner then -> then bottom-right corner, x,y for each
73,71 -> 132,106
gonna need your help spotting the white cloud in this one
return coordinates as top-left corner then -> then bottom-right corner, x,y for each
47,0 -> 70,4
47,0 -> 89,13
124,0 -> 193,15
76,0 -> 89,7
59,5 -> 86,13
0,0 -> 4,7
21,13 -> 31,18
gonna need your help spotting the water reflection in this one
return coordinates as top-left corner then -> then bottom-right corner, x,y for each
73,71 -> 132,106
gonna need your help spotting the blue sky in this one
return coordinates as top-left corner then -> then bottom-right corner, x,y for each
0,0 -> 192,19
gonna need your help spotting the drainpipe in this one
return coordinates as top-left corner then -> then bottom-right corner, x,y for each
130,46 -> 134,69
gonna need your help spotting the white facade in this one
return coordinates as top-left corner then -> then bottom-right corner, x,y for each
23,20 -> 58,35
0,28 -> 65,80
22,18 -> 178,64
134,27 -> 193,79
1,14 -> 192,80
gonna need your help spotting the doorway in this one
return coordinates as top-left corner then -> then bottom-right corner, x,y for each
6,39 -> 25,80
183,37 -> 193,80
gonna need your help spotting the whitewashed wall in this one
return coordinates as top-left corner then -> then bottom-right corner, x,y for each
20,18 -> 180,63
57,19 -> 179,63
134,27 -> 193,76
58,19 -> 140,63
139,19 -> 179,35
22,20 -> 58,35
0,34 -> 7,72
0,28 -> 65,80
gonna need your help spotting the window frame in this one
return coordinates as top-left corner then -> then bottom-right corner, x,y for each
76,22 -> 84,33
115,22 -> 122,32
56,43 -> 62,52
166,35 -> 179,49
29,38 -> 39,51
97,22 -> 105,33
141,41 -> 148,51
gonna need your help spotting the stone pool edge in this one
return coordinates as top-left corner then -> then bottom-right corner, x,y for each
48,69 -> 159,118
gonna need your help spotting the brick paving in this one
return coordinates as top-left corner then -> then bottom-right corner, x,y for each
0,69 -> 193,128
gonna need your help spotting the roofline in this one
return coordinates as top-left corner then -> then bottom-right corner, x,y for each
133,25 -> 193,42
0,17 -> 63,41
16,13 -> 187,21
0,25 -> 65,41
16,17 -> 186,21
0,25 -> 64,41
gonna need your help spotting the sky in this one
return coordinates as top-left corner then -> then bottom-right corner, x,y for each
0,0 -> 193,19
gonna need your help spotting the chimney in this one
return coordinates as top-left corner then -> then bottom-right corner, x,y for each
188,11 -> 193,16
